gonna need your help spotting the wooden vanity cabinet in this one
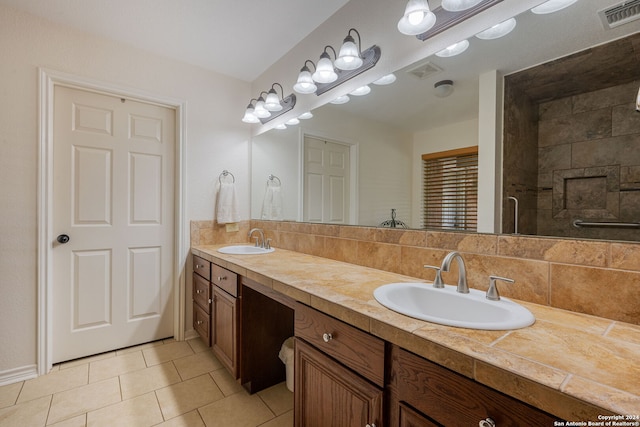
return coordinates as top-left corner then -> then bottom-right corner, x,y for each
392,347 -> 558,426
211,264 -> 239,378
294,303 -> 384,427
192,255 -> 212,345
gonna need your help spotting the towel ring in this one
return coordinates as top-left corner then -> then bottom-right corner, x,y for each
219,170 -> 235,183
267,174 -> 281,187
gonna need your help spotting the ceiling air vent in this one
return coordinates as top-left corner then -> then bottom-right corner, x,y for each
599,0 -> 640,29
406,61 -> 443,80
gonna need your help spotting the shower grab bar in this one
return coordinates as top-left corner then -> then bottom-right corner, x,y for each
573,220 -> 640,229
508,196 -> 519,234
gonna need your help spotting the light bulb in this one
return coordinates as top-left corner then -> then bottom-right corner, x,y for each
475,18 -> 517,40
398,0 -> 436,36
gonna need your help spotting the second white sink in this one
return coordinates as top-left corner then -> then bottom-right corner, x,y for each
218,245 -> 274,255
373,282 -> 534,330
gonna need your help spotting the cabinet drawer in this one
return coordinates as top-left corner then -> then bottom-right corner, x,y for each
193,255 -> 211,281
212,264 -> 238,297
192,272 -> 211,313
295,303 -> 385,387
396,348 -> 558,426
193,302 -> 210,346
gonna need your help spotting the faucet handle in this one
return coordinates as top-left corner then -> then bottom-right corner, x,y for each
252,237 -> 260,247
487,275 -> 515,301
265,238 -> 272,249
424,265 -> 444,288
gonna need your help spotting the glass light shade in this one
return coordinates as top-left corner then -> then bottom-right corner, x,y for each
264,89 -> 283,112
285,118 -> 300,126
475,18 -> 517,40
350,85 -> 371,96
398,0 -> 436,36
330,95 -> 350,104
441,0 -> 483,11
435,40 -> 470,57
335,36 -> 363,71
253,97 -> 271,119
434,80 -> 454,98
298,111 -> 313,119
275,123 -> 287,130
531,0 -> 578,14
241,106 -> 259,124
373,74 -> 397,85
312,53 -> 338,83
293,68 -> 317,94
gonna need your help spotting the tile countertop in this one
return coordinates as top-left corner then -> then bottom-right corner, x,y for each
192,244 -> 640,421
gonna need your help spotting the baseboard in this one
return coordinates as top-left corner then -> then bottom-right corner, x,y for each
0,364 -> 38,386
184,329 -> 199,341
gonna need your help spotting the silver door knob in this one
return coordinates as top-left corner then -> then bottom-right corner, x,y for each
57,234 -> 70,244
322,333 -> 333,343
479,418 -> 496,427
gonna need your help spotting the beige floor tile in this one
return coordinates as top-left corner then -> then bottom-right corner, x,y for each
18,365 -> 88,403
48,414 -> 86,427
89,351 -> 146,383
186,337 -> 209,354
116,340 -> 165,356
210,368 -> 243,397
259,410 -> 293,427
86,392 -> 162,427
120,362 -> 182,400
156,374 -> 224,420
59,352 -> 116,370
154,410 -> 205,427
173,350 -> 222,381
143,341 -> 194,367
0,381 -> 22,409
198,392 -> 275,427
0,395 -> 51,427
47,377 -> 121,425
257,383 -> 293,416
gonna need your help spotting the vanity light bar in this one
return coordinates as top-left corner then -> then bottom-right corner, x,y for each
416,0 -> 503,41
314,45 -> 382,96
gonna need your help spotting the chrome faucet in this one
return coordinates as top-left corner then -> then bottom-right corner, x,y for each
248,228 -> 265,248
440,251 -> 469,294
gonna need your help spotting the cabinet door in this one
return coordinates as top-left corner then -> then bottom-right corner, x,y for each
193,302 -> 211,346
295,339 -> 382,427
212,286 -> 238,377
399,403 -> 440,427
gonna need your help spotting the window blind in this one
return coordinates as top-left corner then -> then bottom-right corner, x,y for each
422,147 -> 478,231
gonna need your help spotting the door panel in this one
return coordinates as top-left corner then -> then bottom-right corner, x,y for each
303,136 -> 350,223
53,86 -> 175,363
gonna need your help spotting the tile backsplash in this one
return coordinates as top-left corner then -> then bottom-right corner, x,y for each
192,220 -> 640,325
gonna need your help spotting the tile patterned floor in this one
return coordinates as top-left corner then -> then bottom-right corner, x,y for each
0,338 -> 293,426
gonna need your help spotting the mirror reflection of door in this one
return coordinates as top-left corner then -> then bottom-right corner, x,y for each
303,135 -> 350,223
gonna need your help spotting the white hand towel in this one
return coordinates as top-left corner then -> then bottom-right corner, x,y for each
261,186 -> 283,220
216,182 -> 240,224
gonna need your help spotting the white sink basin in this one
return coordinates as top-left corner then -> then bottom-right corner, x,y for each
373,282 -> 534,330
218,245 -> 275,255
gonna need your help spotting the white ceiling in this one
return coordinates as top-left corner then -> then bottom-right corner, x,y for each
0,0 -> 350,82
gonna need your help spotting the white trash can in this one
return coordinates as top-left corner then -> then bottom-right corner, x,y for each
278,337 -> 295,392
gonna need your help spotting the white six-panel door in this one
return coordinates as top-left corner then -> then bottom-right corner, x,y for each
52,86 -> 175,363
303,136 -> 350,223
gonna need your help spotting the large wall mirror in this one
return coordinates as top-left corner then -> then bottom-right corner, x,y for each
251,0 -> 640,241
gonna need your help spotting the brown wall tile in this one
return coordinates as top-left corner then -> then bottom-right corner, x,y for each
550,264 -> 640,324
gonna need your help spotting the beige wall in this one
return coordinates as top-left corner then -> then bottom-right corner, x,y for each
0,5 -> 251,378
252,106 -> 413,227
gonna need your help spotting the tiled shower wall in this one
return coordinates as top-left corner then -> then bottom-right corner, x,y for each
536,81 -> 640,240
192,220 -> 640,326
